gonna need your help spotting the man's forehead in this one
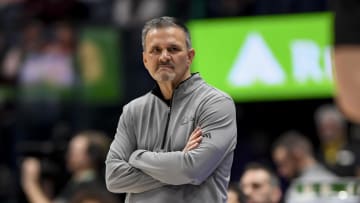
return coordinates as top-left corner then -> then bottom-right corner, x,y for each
274,146 -> 289,158
242,169 -> 271,182
146,27 -> 185,41
147,36 -> 181,46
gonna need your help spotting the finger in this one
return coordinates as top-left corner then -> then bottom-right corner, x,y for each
189,128 -> 202,140
186,142 -> 200,151
194,126 -> 201,132
183,128 -> 202,152
185,136 -> 202,151
183,136 -> 200,151
189,133 -> 203,144
186,140 -> 200,150
183,143 -> 194,152
193,134 -> 202,143
189,128 -> 200,139
192,127 -> 201,134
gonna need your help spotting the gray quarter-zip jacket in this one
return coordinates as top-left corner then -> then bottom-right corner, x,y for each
105,73 -> 237,203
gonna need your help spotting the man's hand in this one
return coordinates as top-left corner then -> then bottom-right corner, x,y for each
21,157 -> 41,188
183,127 -> 202,152
21,157 -> 51,203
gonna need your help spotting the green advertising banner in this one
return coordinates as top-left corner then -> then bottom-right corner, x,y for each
78,27 -> 123,104
188,12 -> 334,102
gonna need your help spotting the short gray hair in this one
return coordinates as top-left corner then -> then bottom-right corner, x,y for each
272,130 -> 313,156
314,104 -> 346,126
141,16 -> 192,50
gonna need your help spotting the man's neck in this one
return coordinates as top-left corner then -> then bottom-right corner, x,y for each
157,73 -> 192,100
158,82 -> 175,100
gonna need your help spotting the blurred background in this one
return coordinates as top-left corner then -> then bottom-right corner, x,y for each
0,0 -> 360,203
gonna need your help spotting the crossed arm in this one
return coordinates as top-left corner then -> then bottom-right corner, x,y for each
105,98 -> 236,193
105,120 -> 203,193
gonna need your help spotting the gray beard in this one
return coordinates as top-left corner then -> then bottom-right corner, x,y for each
155,72 -> 176,82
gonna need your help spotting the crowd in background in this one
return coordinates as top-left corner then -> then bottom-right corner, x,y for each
1,0 -> 360,203
229,104 -> 360,203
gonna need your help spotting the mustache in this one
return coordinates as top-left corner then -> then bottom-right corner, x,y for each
158,62 -> 174,67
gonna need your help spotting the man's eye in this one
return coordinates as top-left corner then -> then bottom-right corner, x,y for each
251,183 -> 261,189
151,48 -> 161,53
168,47 -> 179,52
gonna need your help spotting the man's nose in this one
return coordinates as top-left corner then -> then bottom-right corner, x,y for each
159,50 -> 171,61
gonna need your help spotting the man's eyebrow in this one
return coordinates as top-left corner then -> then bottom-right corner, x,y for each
169,44 -> 182,48
147,44 -> 161,50
171,41 -> 184,46
149,45 -> 159,48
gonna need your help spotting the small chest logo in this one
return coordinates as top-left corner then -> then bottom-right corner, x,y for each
202,132 -> 212,139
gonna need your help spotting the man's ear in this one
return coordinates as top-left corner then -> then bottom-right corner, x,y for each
187,48 -> 195,65
143,52 -> 148,68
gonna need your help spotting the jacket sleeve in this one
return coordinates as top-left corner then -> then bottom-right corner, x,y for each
128,97 -> 237,185
105,105 -> 165,193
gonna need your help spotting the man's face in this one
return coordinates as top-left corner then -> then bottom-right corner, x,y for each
317,115 -> 343,142
66,135 -> 91,172
142,26 -> 194,85
240,169 -> 278,203
273,147 -> 296,179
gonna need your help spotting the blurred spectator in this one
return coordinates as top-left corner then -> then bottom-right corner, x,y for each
51,21 -> 76,55
314,104 -> 360,177
272,130 -> 337,203
239,162 -> 282,203
21,130 -> 115,203
7,20 -> 77,142
227,182 -> 244,203
1,20 -> 44,84
18,21 -> 75,91
112,0 -> 167,28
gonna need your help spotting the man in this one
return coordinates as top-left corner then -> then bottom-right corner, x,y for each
272,131 -> 337,203
239,163 -> 282,203
21,130 -> 114,203
105,16 -> 237,203
314,104 -> 360,177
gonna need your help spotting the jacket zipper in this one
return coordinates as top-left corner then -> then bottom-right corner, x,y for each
161,105 -> 171,149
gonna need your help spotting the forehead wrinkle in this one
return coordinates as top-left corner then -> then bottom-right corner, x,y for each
145,28 -> 186,49
148,40 -> 181,49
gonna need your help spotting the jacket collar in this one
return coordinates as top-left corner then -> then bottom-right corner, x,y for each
151,73 -> 203,104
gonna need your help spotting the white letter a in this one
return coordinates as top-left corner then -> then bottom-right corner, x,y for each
228,32 -> 285,86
